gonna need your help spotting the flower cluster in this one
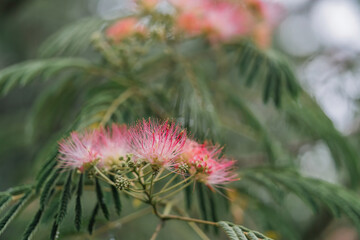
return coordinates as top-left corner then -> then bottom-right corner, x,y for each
176,140 -> 238,185
58,119 -> 237,186
105,0 -> 278,46
106,17 -> 146,42
171,0 -> 250,43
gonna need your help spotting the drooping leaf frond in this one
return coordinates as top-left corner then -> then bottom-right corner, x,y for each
109,176 -> 122,216
40,169 -> 61,209
218,221 -> 273,240
284,94 -> 360,186
50,220 -> 59,240
0,191 -> 33,235
197,183 -> 209,231
95,178 -> 110,220
77,83 -> 134,129
39,17 -> 107,57
232,41 -> 300,107
88,203 -> 100,235
22,209 -> 43,240
55,170 -> 73,225
75,174 -> 83,231
238,168 -> 360,231
222,88 -> 279,164
0,58 -> 94,96
0,195 -> 11,213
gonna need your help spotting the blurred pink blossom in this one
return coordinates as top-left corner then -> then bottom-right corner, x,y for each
106,17 -> 146,42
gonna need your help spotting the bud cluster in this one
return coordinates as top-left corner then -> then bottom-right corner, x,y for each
115,175 -> 130,190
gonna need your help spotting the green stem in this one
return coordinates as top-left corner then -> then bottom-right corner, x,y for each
139,170 -> 154,182
149,174 -> 155,196
152,175 -> 194,197
94,166 -> 115,186
159,174 -> 177,192
154,168 -> 165,181
160,214 -> 218,226
123,190 -> 145,201
172,205 -> 210,240
99,88 -> 135,126
150,221 -> 164,240
157,179 -> 194,200
153,171 -> 173,183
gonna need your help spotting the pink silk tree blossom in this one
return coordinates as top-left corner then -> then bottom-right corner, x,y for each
178,140 -> 238,186
58,130 -> 101,171
106,17 -> 146,42
128,119 -> 187,167
97,124 -> 129,168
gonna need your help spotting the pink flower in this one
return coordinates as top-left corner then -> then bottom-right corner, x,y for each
128,119 -> 187,166
176,12 -> 205,36
172,0 -> 250,43
97,124 -> 129,167
177,140 -> 238,186
58,130 -> 101,171
204,2 -> 250,43
172,0 -> 210,37
245,0 -> 284,48
169,0 -> 207,11
106,17 -> 146,42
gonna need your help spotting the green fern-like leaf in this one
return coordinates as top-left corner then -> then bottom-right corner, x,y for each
35,151 -> 58,180
239,168 -> 360,231
41,190 -> 61,224
40,169 -> 61,209
50,220 -> 59,240
95,178 -> 110,220
39,17 -> 107,57
0,195 -> 11,213
6,185 -> 33,196
88,203 -> 100,235
109,176 -> 122,216
223,88 -> 278,164
237,190 -> 301,240
22,209 -> 43,240
197,183 -> 209,231
75,174 -> 83,231
284,94 -> 360,187
234,41 -> 300,107
0,58 -> 94,96
184,185 -> 192,211
218,221 -> 272,240
28,77 -> 83,141
36,161 -> 57,193
0,191 -> 33,235
207,188 -> 219,234
55,170 -> 73,224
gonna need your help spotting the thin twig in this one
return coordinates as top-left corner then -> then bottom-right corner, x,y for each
152,175 -> 194,197
149,221 -> 164,240
100,88 -> 135,126
173,205 -> 210,240
66,207 -> 152,239
160,214 -> 218,226
93,166 -> 115,186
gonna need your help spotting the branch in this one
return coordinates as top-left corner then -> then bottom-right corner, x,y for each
160,214 -> 218,226
150,221 -> 164,240
99,88 -> 135,126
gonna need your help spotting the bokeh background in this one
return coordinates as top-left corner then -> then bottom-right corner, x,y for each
1,0 -> 360,239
